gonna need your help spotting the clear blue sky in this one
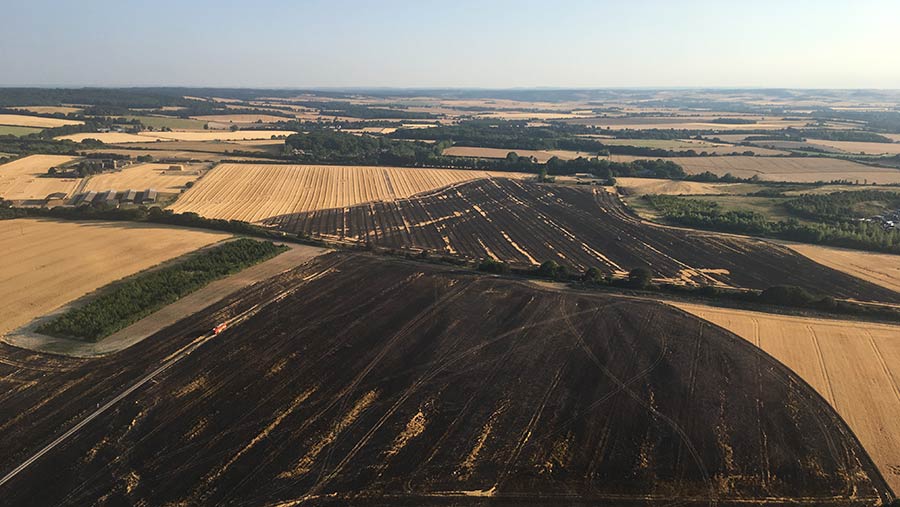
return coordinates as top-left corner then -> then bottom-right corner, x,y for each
2,0 -> 899,88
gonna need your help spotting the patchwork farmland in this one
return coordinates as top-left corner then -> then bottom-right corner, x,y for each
0,254 -> 890,506
168,163 -> 530,223
0,154 -> 80,200
266,178 -> 900,302
81,163 -> 201,194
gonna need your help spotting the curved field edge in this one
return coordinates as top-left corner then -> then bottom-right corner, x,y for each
674,301 -> 900,495
786,243 -> 900,294
0,254 -> 891,506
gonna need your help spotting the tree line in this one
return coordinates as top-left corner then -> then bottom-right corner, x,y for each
642,194 -> 900,253
37,239 -> 287,341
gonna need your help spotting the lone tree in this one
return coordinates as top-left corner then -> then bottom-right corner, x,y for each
627,267 -> 653,289
537,260 -> 568,280
581,266 -> 605,284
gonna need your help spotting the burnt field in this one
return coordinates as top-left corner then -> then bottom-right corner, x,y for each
0,254 -> 892,506
264,179 -> 900,303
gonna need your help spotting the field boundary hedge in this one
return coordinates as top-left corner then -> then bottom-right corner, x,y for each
37,238 -> 288,341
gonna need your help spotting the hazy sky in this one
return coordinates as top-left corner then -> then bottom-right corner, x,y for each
3,0 -> 899,88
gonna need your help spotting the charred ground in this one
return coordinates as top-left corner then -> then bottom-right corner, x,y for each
263,179 -> 900,303
0,253 -> 891,506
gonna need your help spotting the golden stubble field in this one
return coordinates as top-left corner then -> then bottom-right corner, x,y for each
190,114 -> 292,124
56,132 -> 161,143
0,114 -> 83,128
146,130 -> 295,141
442,146 -> 598,163
82,163 -> 201,193
787,244 -> 900,294
0,219 -> 231,338
14,106 -> 83,115
615,177 -> 755,196
674,302 -> 900,492
611,155 -> 900,184
57,130 -> 295,143
168,163 -> 531,223
0,155 -> 80,200
804,139 -> 900,155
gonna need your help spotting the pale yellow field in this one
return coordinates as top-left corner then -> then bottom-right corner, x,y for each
15,106 -> 82,115
804,139 -> 900,155
82,163 -> 200,193
190,114 -> 292,124
0,155 -> 80,200
56,132 -> 167,143
475,111 -> 592,120
568,117 -> 809,131
614,177 -> 753,196
0,219 -> 231,337
169,163 -> 530,223
596,138 -> 789,156
613,156 -> 900,184
0,114 -> 82,128
142,130 -> 295,141
442,146 -> 598,163
674,302 -> 900,492
787,244 -> 900,294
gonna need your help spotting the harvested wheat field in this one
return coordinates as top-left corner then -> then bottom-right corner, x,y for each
56,132 -> 167,143
787,243 -> 900,294
14,106 -> 82,115
443,145 -> 597,163
615,177 -> 754,196
804,139 -> 900,155
0,154 -> 80,200
142,130 -> 295,141
168,163 -> 530,223
190,114 -> 291,124
82,163 -> 200,193
0,219 -> 231,337
658,156 -> 900,184
595,138 -> 789,156
674,302 -> 900,493
567,116 -> 808,130
0,114 -> 82,128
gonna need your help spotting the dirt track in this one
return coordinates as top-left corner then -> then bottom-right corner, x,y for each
266,179 -> 900,303
0,254 -> 891,506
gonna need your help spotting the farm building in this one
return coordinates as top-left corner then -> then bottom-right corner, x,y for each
168,165 -> 184,171
44,191 -> 68,207
95,190 -> 118,205
142,189 -> 158,204
121,189 -> 138,203
76,191 -> 97,205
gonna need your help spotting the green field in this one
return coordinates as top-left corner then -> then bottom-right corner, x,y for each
694,195 -> 798,222
0,125 -> 43,136
121,115 -> 207,130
